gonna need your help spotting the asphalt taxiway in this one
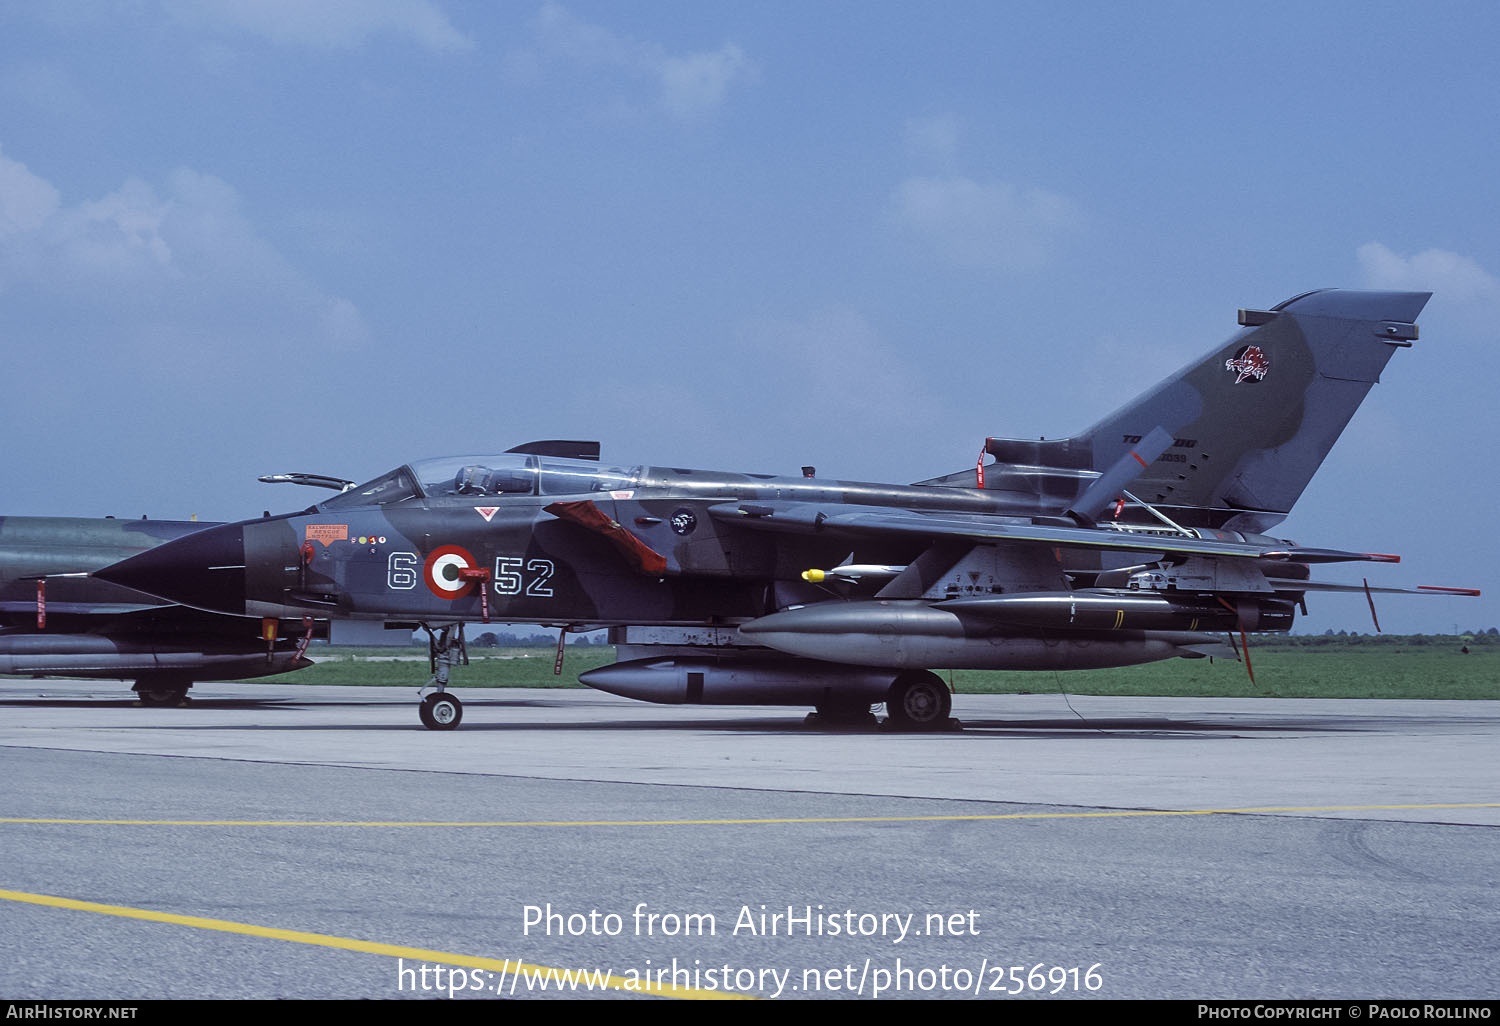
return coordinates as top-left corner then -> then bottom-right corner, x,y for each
1,680 -> 1496,1000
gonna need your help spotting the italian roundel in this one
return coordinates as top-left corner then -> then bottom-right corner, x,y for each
424,545 -> 478,600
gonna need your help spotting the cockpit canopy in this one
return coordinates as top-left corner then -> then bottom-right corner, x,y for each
320,454 -> 641,510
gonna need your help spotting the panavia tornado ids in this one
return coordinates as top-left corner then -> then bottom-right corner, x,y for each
0,516 -> 318,704
95,289 -> 1477,729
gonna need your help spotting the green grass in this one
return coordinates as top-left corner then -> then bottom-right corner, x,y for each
255,639 -> 1500,701
948,647 -> 1499,700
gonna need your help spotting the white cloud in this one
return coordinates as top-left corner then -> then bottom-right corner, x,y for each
532,1 -> 635,66
735,307 -> 921,411
567,305 -> 943,480
517,2 -> 754,120
0,152 -> 368,352
0,147 -> 60,237
1356,242 -> 1500,306
904,113 -> 962,166
891,175 -> 1082,272
164,0 -> 472,52
658,45 -> 751,119
51,178 -> 176,280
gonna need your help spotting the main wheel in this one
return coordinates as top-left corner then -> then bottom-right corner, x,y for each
885,672 -> 951,731
135,678 -> 190,707
419,692 -> 463,730
813,698 -> 876,727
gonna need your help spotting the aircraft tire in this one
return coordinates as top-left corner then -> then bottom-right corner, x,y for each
135,677 -> 190,707
419,692 -> 463,731
813,698 -> 877,728
884,672 -> 951,731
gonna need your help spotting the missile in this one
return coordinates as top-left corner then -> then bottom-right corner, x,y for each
800,564 -> 906,584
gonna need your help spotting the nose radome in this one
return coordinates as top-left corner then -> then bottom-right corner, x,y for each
93,522 -> 247,616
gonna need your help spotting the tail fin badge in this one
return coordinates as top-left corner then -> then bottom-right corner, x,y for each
1225,345 -> 1270,384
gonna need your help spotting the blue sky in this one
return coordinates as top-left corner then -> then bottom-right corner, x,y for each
1,1 -> 1495,634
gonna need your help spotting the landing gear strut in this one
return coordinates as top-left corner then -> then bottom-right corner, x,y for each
416,623 -> 466,730
884,671 -> 953,731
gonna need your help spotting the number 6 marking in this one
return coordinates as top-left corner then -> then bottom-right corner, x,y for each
388,552 -> 418,590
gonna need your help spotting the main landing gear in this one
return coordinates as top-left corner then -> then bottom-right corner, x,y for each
416,623 -> 465,730
884,671 -> 954,732
810,697 -> 879,728
134,674 -> 191,707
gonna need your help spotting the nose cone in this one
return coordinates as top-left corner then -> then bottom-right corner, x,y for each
94,522 -> 247,615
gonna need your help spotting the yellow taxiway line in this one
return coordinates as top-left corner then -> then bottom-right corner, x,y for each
2,802 -> 1497,828
0,887 -> 744,1000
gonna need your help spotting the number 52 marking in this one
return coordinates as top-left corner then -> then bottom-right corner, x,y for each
388,553 -> 554,597
493,557 -> 554,597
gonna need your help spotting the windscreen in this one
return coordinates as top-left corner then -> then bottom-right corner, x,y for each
319,466 -> 420,510
320,454 -> 641,508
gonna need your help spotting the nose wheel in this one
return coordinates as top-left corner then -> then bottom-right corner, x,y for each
419,692 -> 463,730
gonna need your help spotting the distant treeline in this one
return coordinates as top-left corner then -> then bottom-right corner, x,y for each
1269,629 -> 1498,648
468,631 -> 607,648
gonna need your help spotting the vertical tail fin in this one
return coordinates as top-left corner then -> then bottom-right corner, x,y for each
945,289 -> 1430,531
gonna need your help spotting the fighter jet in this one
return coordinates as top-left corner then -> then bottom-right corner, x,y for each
0,516 -> 317,704
94,289 -> 1477,728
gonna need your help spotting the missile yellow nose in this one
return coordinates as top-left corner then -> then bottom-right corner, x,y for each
801,569 -> 826,583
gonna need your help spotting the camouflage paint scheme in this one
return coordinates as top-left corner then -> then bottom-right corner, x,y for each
96,290 -> 1475,729
0,516 -> 314,704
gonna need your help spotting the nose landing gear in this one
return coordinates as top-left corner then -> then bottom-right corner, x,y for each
416,623 -> 466,730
